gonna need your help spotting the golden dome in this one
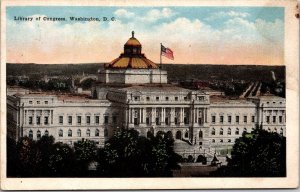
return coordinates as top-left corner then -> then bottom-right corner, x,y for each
106,31 -> 158,69
125,37 -> 141,46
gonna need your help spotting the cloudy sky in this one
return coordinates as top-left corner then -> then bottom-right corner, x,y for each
6,6 -> 284,65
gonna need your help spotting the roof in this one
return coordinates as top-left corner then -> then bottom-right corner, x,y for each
119,84 -> 192,93
109,56 -> 158,69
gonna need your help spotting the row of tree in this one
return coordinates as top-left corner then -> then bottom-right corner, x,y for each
7,128 -> 181,177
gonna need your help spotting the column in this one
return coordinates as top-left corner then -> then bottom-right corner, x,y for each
33,110 -> 36,125
205,108 -> 208,123
139,108 -> 142,124
151,107 -> 156,124
125,107 -> 129,127
142,108 -> 146,125
180,108 -> 184,125
51,110 -> 53,124
162,108 -> 165,125
170,107 -> 175,126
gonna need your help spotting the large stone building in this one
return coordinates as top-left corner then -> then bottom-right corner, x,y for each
7,32 -> 286,163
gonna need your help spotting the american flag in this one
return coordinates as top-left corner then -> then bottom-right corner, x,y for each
161,44 -> 174,60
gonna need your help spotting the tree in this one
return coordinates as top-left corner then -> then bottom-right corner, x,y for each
96,129 -> 180,177
73,139 -> 98,176
212,128 -> 286,177
48,142 -> 76,177
7,137 -> 18,177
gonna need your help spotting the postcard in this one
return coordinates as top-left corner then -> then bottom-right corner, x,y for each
1,0 -> 299,190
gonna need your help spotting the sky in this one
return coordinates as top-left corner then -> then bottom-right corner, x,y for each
6,6 -> 284,65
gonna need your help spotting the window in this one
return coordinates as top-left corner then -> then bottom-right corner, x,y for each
44,116 -> 49,125
220,116 -> 224,123
44,130 -> 49,136
86,129 -> 90,137
165,117 -> 169,125
228,128 -> 231,135
212,139 -> 215,143
156,97 -> 159,101
29,130 -> 33,139
77,116 -> 81,124
252,116 -> 255,123
95,129 -> 100,137
174,117 -> 178,125
228,139 -> 231,143
236,116 -> 239,123
220,128 -> 223,135
146,117 -> 150,125
134,96 -> 140,101
68,116 -> 72,125
280,128 -> 283,136
29,116 -> 33,125
86,116 -> 90,124
77,129 -> 81,137
104,116 -> 109,124
104,128 -> 108,137
183,131 -> 188,138
37,130 -> 41,140
266,116 -> 270,123
184,116 -> 189,125
59,129 -> 63,137
175,97 -> 178,101
29,101 -> 33,104
220,139 -> 223,143
235,128 -> 239,135
36,116 -> 41,125
228,116 -> 232,123
156,117 -> 160,125
37,101 -> 40,104
273,116 -> 276,123
146,97 -> 150,101
279,116 -> 283,123
166,97 -> 169,101
44,101 -> 48,104
59,116 -> 63,124
243,128 -> 247,133
113,116 -> 117,124
184,97 -> 187,101
244,116 -> 247,123
212,116 -> 216,124
211,128 -> 215,135
95,116 -> 100,124
68,129 -> 72,137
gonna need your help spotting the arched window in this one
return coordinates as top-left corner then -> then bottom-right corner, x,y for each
211,128 -> 215,135
104,128 -> 108,137
185,131 -> 189,138
175,131 -> 182,140
228,139 -> 231,143
220,128 -> 223,135
228,128 -> 231,135
274,128 -> 277,133
86,129 -> 90,137
243,128 -> 247,133
220,139 -> 223,143
199,130 -> 203,138
212,139 -> 215,143
37,130 -> 41,140
59,129 -> 63,137
267,128 -> 271,132
235,128 -> 239,135
77,129 -> 81,137
45,130 -> 49,136
68,129 -> 72,137
280,128 -> 283,136
29,130 -> 33,139
95,129 -> 100,137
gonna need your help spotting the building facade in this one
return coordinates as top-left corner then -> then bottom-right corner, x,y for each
7,32 -> 286,163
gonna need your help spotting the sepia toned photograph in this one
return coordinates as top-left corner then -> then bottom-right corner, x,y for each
1,0 -> 299,190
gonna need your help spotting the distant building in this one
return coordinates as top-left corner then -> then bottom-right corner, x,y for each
7,32 -> 286,163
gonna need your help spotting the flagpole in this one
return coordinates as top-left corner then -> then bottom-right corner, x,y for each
160,43 -> 162,85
